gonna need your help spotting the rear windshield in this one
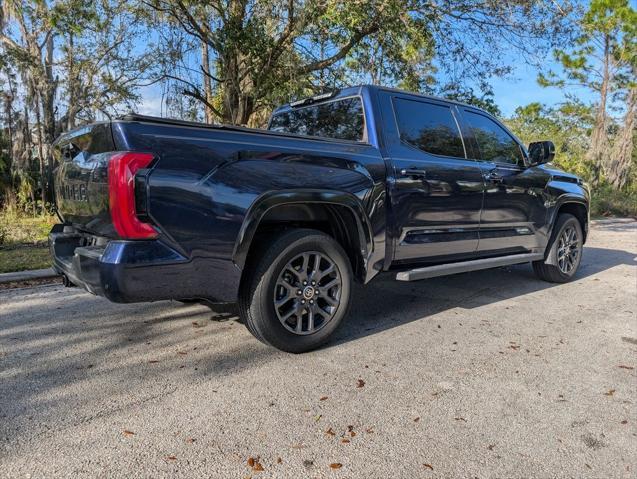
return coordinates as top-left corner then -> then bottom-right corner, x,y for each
268,97 -> 365,142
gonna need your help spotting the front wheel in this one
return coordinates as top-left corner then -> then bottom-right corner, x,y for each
533,213 -> 583,283
238,229 -> 352,353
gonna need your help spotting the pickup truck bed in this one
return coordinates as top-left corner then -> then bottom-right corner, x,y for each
50,85 -> 589,352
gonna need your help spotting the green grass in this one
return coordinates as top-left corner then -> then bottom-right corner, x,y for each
0,211 -> 56,245
0,244 -> 51,273
0,210 -> 56,273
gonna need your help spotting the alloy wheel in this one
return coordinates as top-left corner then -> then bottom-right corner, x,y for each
273,251 -> 342,335
557,225 -> 580,274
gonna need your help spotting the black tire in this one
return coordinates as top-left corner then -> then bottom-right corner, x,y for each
533,213 -> 583,283
238,228 -> 352,353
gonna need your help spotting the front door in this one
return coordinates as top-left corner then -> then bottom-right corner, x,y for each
460,108 -> 548,253
383,95 -> 485,263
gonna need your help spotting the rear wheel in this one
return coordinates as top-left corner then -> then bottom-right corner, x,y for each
533,213 -> 583,283
239,229 -> 352,353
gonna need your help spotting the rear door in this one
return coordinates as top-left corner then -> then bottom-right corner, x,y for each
460,108 -> 547,253
380,93 -> 485,263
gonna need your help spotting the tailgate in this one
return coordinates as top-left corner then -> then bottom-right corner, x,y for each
53,123 -> 117,237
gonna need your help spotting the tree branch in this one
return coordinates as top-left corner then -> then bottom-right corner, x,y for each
297,24 -> 380,74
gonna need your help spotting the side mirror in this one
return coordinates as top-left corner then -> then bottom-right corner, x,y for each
528,140 -> 555,166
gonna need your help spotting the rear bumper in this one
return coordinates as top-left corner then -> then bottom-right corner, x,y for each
49,224 -> 241,303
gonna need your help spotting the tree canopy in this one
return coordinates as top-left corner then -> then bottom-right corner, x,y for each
0,0 -> 635,215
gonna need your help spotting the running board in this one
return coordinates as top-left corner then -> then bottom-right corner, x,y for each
395,253 -> 544,282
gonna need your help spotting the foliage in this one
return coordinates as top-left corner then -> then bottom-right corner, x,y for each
591,184 -> 637,217
537,0 -> 636,186
145,0 -> 571,125
507,99 -> 637,218
506,101 -> 596,180
0,0 -> 635,221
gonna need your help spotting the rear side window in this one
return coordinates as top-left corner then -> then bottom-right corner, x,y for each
393,98 -> 465,158
269,97 -> 365,141
464,111 -> 524,166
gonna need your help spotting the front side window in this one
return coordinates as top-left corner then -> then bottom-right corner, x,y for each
393,98 -> 465,158
268,97 -> 365,141
464,111 -> 524,166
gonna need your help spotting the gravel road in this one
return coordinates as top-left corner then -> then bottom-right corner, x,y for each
1,219 -> 636,478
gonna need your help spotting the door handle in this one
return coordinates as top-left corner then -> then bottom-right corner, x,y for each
400,167 -> 427,179
484,171 -> 504,183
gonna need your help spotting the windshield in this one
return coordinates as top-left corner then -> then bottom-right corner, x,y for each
268,97 -> 365,142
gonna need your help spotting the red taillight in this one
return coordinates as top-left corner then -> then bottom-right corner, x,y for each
108,152 -> 158,239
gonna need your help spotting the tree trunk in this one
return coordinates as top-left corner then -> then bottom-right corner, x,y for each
33,91 -> 46,207
607,79 -> 636,190
201,41 -> 215,124
220,52 -> 255,125
4,81 -> 14,175
587,33 -> 612,185
66,33 -> 80,130
41,33 -> 57,205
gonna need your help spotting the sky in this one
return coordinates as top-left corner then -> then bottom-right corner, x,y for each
487,62 -> 595,117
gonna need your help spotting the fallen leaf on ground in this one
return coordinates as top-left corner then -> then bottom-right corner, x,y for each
253,462 -> 264,472
166,456 -> 176,461
604,389 -> 616,396
366,427 -> 375,433
247,457 -> 256,468
314,414 -> 322,422
277,457 -> 282,464
357,379 -> 365,388
621,420 -> 628,424
185,438 -> 195,443
413,417 -> 420,422
123,430 -> 135,436
325,427 -> 335,436
487,444 -> 495,450
329,463 -> 343,469
423,463 -> 434,470
618,365 -> 634,370
320,396 -> 328,401
341,438 -> 350,444
177,351 -> 187,355
454,417 -> 467,422
148,360 -> 159,364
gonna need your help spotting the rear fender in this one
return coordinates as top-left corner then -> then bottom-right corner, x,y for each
233,189 -> 374,280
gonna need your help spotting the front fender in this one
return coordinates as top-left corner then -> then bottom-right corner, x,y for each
233,189 -> 374,275
546,191 -> 590,236
543,190 -> 589,266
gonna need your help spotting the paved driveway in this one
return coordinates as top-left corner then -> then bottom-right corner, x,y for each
1,219 -> 636,478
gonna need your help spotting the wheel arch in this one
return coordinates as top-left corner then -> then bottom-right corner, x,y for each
550,197 -> 589,244
233,189 -> 374,282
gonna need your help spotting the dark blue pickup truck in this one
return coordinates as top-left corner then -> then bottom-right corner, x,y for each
50,85 -> 589,352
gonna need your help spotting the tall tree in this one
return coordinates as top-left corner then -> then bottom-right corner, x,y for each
146,0 -> 572,126
607,65 -> 636,189
0,0 -> 60,203
0,0 -> 154,206
539,0 -> 636,185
